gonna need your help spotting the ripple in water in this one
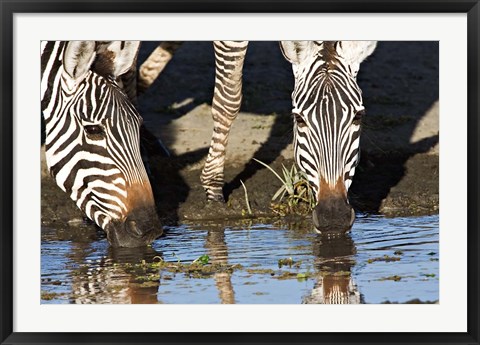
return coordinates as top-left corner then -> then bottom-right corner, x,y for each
41,215 -> 439,304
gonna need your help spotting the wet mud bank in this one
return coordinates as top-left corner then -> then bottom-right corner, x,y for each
41,148 -> 438,229
144,150 -> 439,223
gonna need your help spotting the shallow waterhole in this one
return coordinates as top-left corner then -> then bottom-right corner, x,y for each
41,214 -> 438,304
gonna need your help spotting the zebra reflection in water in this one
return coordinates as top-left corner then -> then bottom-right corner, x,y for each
303,235 -> 360,304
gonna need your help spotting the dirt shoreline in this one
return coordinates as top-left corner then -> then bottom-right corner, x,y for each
41,41 -> 439,228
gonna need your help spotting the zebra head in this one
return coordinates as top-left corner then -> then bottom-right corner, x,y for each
41,41 -> 163,247
280,41 -> 376,234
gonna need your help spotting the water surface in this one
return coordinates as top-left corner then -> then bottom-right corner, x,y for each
41,214 -> 439,304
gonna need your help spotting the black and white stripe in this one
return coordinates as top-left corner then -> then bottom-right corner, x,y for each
41,41 -> 161,247
290,41 -> 365,196
200,41 -> 249,201
200,41 -> 376,230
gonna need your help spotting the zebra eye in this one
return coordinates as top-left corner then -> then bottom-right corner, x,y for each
84,125 -> 105,138
353,109 -> 365,124
293,113 -> 307,128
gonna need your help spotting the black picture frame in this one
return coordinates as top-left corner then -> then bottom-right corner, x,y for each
1,1 -> 479,344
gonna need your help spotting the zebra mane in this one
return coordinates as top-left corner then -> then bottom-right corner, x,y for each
92,48 -> 117,80
320,41 -> 340,71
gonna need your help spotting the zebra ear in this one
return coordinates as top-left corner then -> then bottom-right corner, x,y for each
336,41 -> 377,67
279,41 -> 315,65
94,41 -> 140,78
63,41 -> 96,83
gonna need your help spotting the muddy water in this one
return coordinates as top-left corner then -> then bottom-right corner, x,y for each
41,214 -> 438,304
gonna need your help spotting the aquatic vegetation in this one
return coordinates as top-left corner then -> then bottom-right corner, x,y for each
277,257 -> 295,268
296,272 -> 312,282
422,273 -> 436,278
130,255 -> 243,280
192,254 -> 210,265
367,255 -> 401,264
246,268 -> 275,276
378,275 -> 402,282
41,291 -> 61,300
135,273 -> 161,282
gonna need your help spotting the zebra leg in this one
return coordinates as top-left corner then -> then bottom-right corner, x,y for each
201,41 -> 248,202
137,41 -> 183,93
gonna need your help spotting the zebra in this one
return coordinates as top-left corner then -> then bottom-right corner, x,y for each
199,41 -> 376,234
41,41 -> 163,247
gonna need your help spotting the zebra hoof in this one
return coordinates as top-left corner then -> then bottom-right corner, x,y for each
207,194 -> 225,203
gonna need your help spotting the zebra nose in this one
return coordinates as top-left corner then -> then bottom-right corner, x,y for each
123,213 -> 163,240
105,215 -> 163,248
125,219 -> 143,238
312,198 -> 355,234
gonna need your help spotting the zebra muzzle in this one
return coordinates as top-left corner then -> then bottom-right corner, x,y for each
312,177 -> 355,234
126,219 -> 144,238
105,215 -> 163,248
312,197 -> 355,235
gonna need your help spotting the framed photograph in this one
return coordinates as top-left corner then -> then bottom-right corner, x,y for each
1,1 -> 478,344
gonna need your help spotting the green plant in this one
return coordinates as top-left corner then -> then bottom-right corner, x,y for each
192,254 -> 210,266
253,158 -> 316,215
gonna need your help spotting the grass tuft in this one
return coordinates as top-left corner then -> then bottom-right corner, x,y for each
253,158 -> 316,216
240,180 -> 253,216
